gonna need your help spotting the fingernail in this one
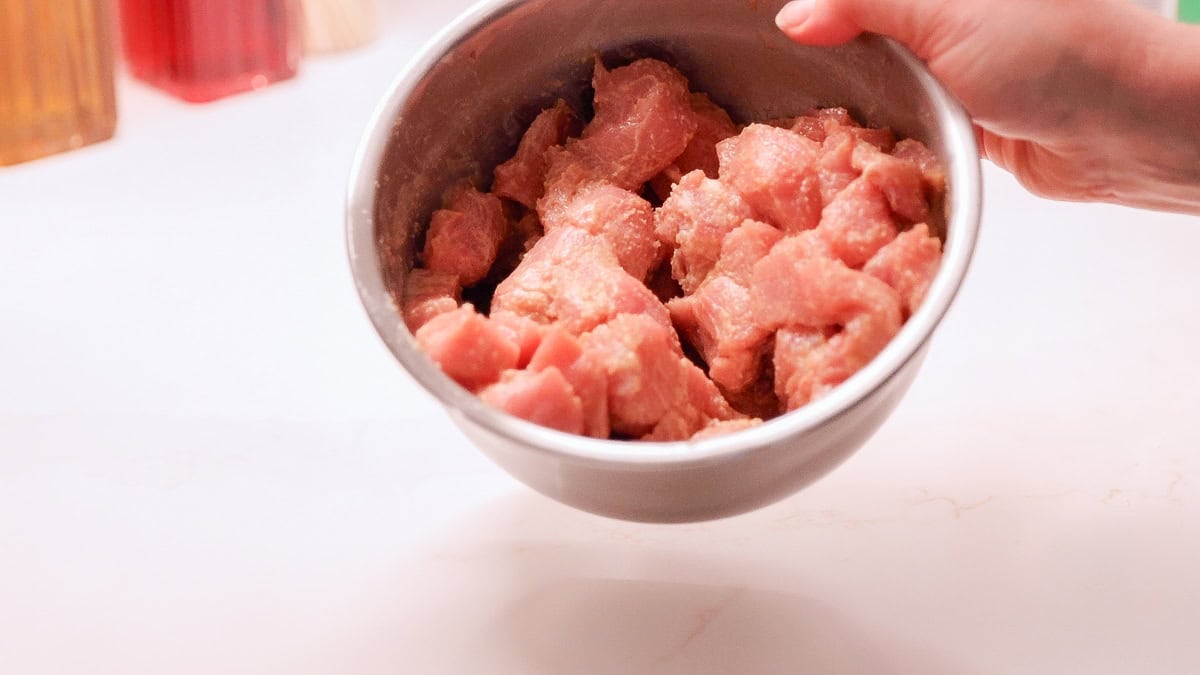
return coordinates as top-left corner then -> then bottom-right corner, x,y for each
775,0 -> 814,30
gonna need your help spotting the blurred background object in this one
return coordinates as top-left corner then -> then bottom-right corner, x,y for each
1182,0 -> 1200,22
0,0 -> 117,166
301,0 -> 378,54
118,0 -> 302,102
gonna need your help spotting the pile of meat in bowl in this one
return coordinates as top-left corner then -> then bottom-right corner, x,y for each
400,58 -> 946,442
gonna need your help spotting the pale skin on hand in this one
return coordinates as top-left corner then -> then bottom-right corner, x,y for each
775,0 -> 1200,214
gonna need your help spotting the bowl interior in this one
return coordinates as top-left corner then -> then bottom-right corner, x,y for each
348,0 -> 980,463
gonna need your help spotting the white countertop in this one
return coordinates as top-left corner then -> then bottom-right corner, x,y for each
3,4 -> 1200,673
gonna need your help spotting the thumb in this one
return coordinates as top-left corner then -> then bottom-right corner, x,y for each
775,0 -> 941,55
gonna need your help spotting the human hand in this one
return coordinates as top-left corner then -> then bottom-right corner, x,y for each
775,0 -> 1200,214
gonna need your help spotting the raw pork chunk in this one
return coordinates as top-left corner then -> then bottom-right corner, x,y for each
655,171 -> 756,293
421,187 -> 510,286
750,244 -> 904,409
717,124 -> 823,233
669,219 -> 782,393
650,93 -> 740,199
583,313 -> 738,440
493,100 -> 579,209
864,223 -> 943,316
402,269 -> 460,332
415,305 -> 519,392
491,226 -> 670,336
539,179 -> 659,281
548,59 -> 697,191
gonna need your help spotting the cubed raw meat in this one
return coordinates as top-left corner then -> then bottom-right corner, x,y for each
528,327 -> 610,438
491,226 -> 670,335
863,222 -> 943,315
403,59 -> 947,441
717,124 -> 823,233
402,269 -> 460,332
480,367 -> 584,435
493,100 -> 580,209
583,313 -> 734,439
554,59 -> 697,191
540,179 -> 659,281
892,138 -> 947,192
853,142 -> 929,224
649,93 -> 741,199
490,310 -> 546,368
656,171 -> 757,293
668,219 -> 781,392
816,130 -> 860,205
414,305 -> 520,392
816,177 -> 898,268
750,247 -> 903,333
421,188 -> 509,286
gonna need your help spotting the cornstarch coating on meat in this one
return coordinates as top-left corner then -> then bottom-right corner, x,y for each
398,58 -> 946,441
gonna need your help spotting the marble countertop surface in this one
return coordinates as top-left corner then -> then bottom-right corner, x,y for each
3,3 -> 1199,673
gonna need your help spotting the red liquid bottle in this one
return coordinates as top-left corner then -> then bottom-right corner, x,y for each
119,0 -> 301,103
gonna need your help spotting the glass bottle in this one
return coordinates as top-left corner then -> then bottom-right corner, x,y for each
300,0 -> 378,54
118,0 -> 301,103
0,0 -> 118,167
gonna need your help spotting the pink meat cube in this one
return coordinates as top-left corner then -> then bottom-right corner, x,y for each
816,131 -> 860,205
539,179 -> 659,281
863,223 -> 943,315
892,138 -> 947,192
528,327 -> 610,438
790,115 -> 827,143
647,93 -> 738,200
652,91 -> 744,194
773,326 -> 834,409
670,276 -> 769,392
491,226 -> 671,336
678,93 -> 739,176
414,305 -> 520,392
717,124 -> 823,233
773,308 -> 901,411
641,354 -> 741,442
489,310 -> 547,369
815,107 -> 855,128
668,219 -> 781,392
655,171 -> 757,293
480,367 -> 584,435
816,177 -> 898,268
750,246 -> 903,333
815,107 -> 895,151
582,313 -> 734,440
853,143 -> 929,224
845,125 -> 896,152
749,252 -> 902,410
421,187 -> 510,287
555,59 -> 697,191
493,100 -> 580,209
709,219 -> 784,285
402,269 -> 460,332
583,313 -> 688,437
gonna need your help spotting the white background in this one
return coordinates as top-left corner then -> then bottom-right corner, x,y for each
3,2 -> 1200,673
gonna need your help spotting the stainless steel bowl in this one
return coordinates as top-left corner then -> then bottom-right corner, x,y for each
347,0 -> 981,522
